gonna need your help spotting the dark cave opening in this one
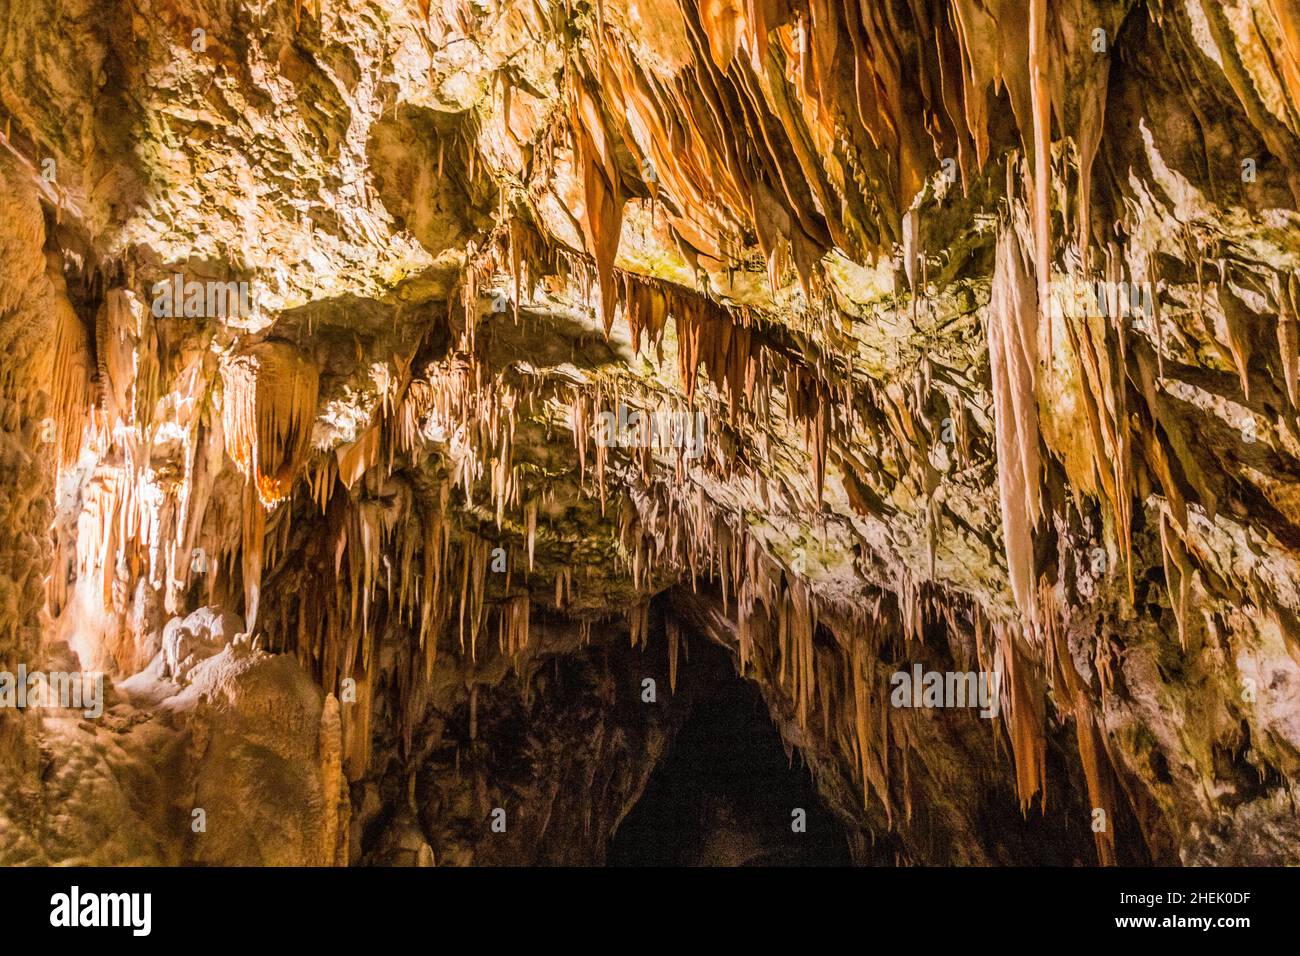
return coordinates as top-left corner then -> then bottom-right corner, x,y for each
607,670 -> 853,866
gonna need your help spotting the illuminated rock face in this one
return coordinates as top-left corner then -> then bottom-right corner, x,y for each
1,0 -> 1299,866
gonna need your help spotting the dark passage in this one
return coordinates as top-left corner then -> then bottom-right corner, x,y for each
608,673 -> 853,866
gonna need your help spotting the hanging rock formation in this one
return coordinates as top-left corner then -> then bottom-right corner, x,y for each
1,0 -> 1299,866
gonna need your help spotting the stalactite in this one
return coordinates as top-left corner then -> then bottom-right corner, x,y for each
987,224 -> 1041,628
998,621 -> 1047,812
1279,273 -> 1299,411
525,499 -> 538,571
241,481 -> 266,633
498,595 -> 531,661
220,341 -> 320,508
666,615 -> 680,692
51,298 -> 92,473
1028,0 -> 1052,341
1159,511 -> 1194,650
628,602 -> 649,649
1042,582 -> 1118,866
1064,277 -> 1135,599
570,81 -> 625,334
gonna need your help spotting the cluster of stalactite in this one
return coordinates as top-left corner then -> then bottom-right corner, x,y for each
459,206 -> 850,495
558,0 -> 1300,595
560,0 -> 1123,290
664,542 -> 1100,860
21,0 -> 1300,866
258,342 -> 551,769
537,0 -> 1300,861
38,222 -> 1122,859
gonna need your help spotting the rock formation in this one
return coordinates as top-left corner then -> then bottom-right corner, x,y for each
1,0 -> 1299,865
